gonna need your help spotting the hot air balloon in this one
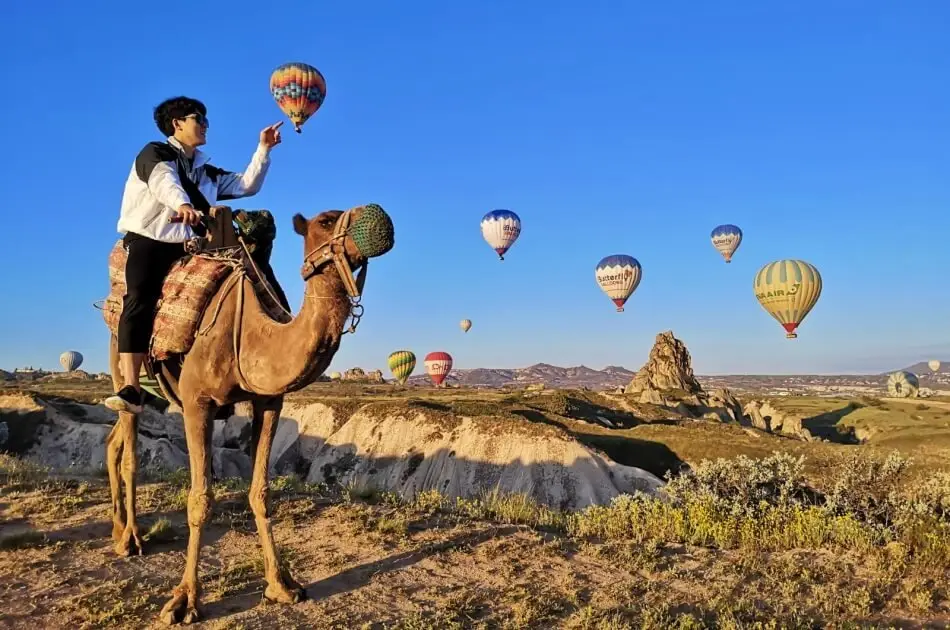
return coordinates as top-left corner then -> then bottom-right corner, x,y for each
269,62 -> 326,133
387,350 -> 417,385
928,360 -> 941,373
480,210 -> 521,260
710,224 -> 743,263
460,319 -> 472,333
329,371 -> 342,381
595,255 -> 642,312
424,351 -> 453,386
753,259 -> 822,339
60,351 -> 82,372
887,371 -> 919,398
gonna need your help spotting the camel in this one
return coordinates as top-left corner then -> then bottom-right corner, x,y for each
105,203 -> 394,625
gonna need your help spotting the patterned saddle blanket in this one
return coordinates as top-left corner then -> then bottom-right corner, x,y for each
100,210 -> 291,361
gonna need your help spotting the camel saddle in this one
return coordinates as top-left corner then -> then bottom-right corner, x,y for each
100,207 -> 291,362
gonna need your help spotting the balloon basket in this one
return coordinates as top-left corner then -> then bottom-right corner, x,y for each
786,332 -> 798,339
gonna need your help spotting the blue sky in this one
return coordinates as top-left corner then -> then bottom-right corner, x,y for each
1,1 -> 947,376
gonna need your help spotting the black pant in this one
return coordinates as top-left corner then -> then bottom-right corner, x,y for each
117,233 -> 186,353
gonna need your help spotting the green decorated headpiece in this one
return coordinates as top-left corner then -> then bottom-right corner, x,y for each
347,203 -> 395,258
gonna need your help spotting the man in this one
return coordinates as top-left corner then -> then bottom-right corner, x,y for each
105,96 -> 283,414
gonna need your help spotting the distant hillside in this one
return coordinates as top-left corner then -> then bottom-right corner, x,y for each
892,361 -> 949,375
405,363 -> 636,390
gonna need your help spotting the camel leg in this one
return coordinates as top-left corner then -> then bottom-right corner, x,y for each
106,418 -> 126,544
160,399 -> 216,625
115,410 -> 144,556
250,398 -> 306,605
106,334 -> 128,546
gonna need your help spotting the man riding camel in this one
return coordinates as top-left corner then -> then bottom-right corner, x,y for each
105,96 -> 283,414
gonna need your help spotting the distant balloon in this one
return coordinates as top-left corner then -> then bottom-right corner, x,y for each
887,371 -> 919,398
710,224 -> 743,263
460,319 -> 472,333
753,259 -> 822,339
387,350 -> 417,385
480,210 -> 521,261
269,62 -> 326,133
329,371 -> 342,381
929,360 -> 941,373
595,255 -> 642,312
424,351 -> 453,386
59,351 -> 82,372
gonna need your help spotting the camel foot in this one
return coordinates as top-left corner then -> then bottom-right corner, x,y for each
160,585 -> 201,625
111,520 -> 125,544
113,526 -> 144,557
263,572 -> 308,605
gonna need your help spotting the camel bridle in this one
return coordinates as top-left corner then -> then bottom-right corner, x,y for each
299,209 -> 368,334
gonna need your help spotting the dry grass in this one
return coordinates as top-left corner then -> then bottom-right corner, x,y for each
4,447 -> 949,628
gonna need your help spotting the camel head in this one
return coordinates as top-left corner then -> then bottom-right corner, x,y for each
293,203 -> 395,299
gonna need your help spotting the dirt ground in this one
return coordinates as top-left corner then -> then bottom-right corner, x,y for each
1,468 -> 949,630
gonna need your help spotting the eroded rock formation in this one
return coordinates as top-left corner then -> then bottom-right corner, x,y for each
625,331 -> 744,423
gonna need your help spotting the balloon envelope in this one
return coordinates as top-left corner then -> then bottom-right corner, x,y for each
595,255 -> 642,312
753,259 -> 822,339
60,351 -> 82,372
424,351 -> 453,386
710,224 -> 743,263
269,62 -> 326,133
480,210 -> 521,260
329,371 -> 342,381
460,319 -> 472,333
929,360 -> 941,373
388,350 -> 417,385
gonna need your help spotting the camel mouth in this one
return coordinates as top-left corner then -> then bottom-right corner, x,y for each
347,203 -> 394,259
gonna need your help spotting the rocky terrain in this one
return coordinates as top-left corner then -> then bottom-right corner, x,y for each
4,332 -> 950,627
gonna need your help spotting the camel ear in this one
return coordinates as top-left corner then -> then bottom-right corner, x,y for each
292,214 -> 308,236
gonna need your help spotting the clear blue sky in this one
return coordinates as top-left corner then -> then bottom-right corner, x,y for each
1,1 -> 947,376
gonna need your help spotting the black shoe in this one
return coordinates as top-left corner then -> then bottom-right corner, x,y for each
104,385 -> 143,414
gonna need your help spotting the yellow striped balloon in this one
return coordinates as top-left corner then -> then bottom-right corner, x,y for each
753,259 -> 822,339
387,350 -> 416,385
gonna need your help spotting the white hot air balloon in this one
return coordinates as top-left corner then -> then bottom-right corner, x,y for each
480,209 -> 521,261
60,351 -> 83,372
928,360 -> 941,373
594,255 -> 642,312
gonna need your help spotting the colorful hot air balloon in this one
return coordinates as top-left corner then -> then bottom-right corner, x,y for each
887,371 -> 919,398
269,62 -> 326,133
928,360 -> 941,373
480,210 -> 521,260
753,259 -> 822,339
60,351 -> 82,372
595,255 -> 642,312
710,224 -> 743,263
460,319 -> 472,333
424,351 -> 453,386
388,350 -> 417,385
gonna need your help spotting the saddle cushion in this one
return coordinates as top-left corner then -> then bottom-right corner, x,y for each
102,239 -> 236,360
102,237 -> 292,361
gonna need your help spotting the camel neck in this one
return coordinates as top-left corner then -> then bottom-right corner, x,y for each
240,269 -> 353,395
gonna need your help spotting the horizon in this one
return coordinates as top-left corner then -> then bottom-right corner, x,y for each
2,1 -> 947,377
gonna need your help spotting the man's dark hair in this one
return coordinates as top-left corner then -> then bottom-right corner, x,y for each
153,96 -> 207,136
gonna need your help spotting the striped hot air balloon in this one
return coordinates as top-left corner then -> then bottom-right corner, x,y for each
269,62 -> 326,133
480,210 -> 521,261
753,259 -> 822,339
460,319 -> 472,333
710,224 -> 743,263
424,351 -> 453,386
387,350 -> 417,385
595,255 -> 642,312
